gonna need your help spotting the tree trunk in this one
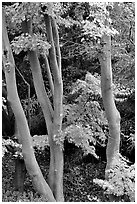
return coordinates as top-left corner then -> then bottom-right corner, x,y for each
28,50 -> 64,202
99,34 -> 121,177
44,14 -> 64,201
2,9 -> 56,202
22,15 -> 64,201
14,157 -> 27,192
48,120 -> 64,201
14,119 -> 26,192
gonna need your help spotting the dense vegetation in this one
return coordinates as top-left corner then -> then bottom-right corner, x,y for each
2,2 -> 135,202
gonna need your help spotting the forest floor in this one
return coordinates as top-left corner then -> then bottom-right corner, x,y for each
2,146 -> 131,202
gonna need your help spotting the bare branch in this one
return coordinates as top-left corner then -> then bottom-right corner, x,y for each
51,18 -> 61,74
15,66 -> 31,128
43,55 -> 54,96
44,14 -> 61,83
22,19 -> 54,123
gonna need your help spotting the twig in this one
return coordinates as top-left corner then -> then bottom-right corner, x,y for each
15,66 -> 31,129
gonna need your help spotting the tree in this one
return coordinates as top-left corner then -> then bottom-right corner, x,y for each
2,2 -> 134,201
75,2 -> 121,176
99,32 -> 121,176
2,2 -> 64,201
60,2 -> 134,173
110,2 -> 135,89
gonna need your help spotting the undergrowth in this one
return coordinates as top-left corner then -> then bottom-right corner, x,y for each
94,159 -> 135,202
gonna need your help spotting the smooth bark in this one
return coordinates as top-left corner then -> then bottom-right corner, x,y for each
43,55 -> 54,96
22,15 -> 64,201
2,9 -> 56,202
99,34 -> 121,176
51,18 -> 61,74
44,14 -> 64,201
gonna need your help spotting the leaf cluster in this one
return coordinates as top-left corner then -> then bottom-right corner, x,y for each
2,135 -> 49,158
32,135 -> 49,150
63,72 -> 108,158
2,139 -> 22,158
64,124 -> 98,159
93,160 -> 135,201
2,190 -> 45,202
11,33 -> 51,55
21,96 -> 41,118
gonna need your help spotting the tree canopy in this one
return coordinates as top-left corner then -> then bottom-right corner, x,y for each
2,2 -> 135,202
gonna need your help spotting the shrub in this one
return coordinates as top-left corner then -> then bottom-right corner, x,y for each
93,159 -> 135,202
64,72 -> 135,162
64,124 -> 98,159
63,72 -> 108,159
2,190 -> 46,202
2,135 -> 49,158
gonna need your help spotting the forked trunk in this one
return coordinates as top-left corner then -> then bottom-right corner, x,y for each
22,15 -> 64,201
2,9 -> 56,202
28,51 -> 64,202
99,34 -> 121,177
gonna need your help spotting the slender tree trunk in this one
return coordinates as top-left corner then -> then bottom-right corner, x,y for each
22,14 -> 64,201
14,119 -> 27,192
43,55 -> 54,95
26,51 -> 63,201
99,34 -> 121,177
14,158 -> 26,193
44,14 -> 64,201
2,9 -> 56,202
14,157 -> 27,192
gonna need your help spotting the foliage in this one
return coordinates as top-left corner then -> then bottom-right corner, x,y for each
63,72 -> 135,162
2,139 -> 22,158
60,2 -> 135,90
3,2 -> 135,91
11,33 -> 51,55
3,72 -> 135,161
2,2 -> 135,201
60,2 -> 118,62
110,3 -> 135,88
82,2 -> 118,37
2,190 -> 45,202
4,2 -> 76,57
21,96 -> 41,118
32,135 -> 49,150
64,124 -> 98,159
93,160 -> 135,202
63,72 -> 108,159
5,2 -> 66,25
3,149 -> 132,202
2,135 -> 49,158
3,2 -> 135,94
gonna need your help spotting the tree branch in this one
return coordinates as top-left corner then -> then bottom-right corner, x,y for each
3,9 -> 56,201
51,18 -> 61,74
22,20 -> 54,124
15,66 -> 31,128
44,14 -> 61,83
43,55 -> 54,96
